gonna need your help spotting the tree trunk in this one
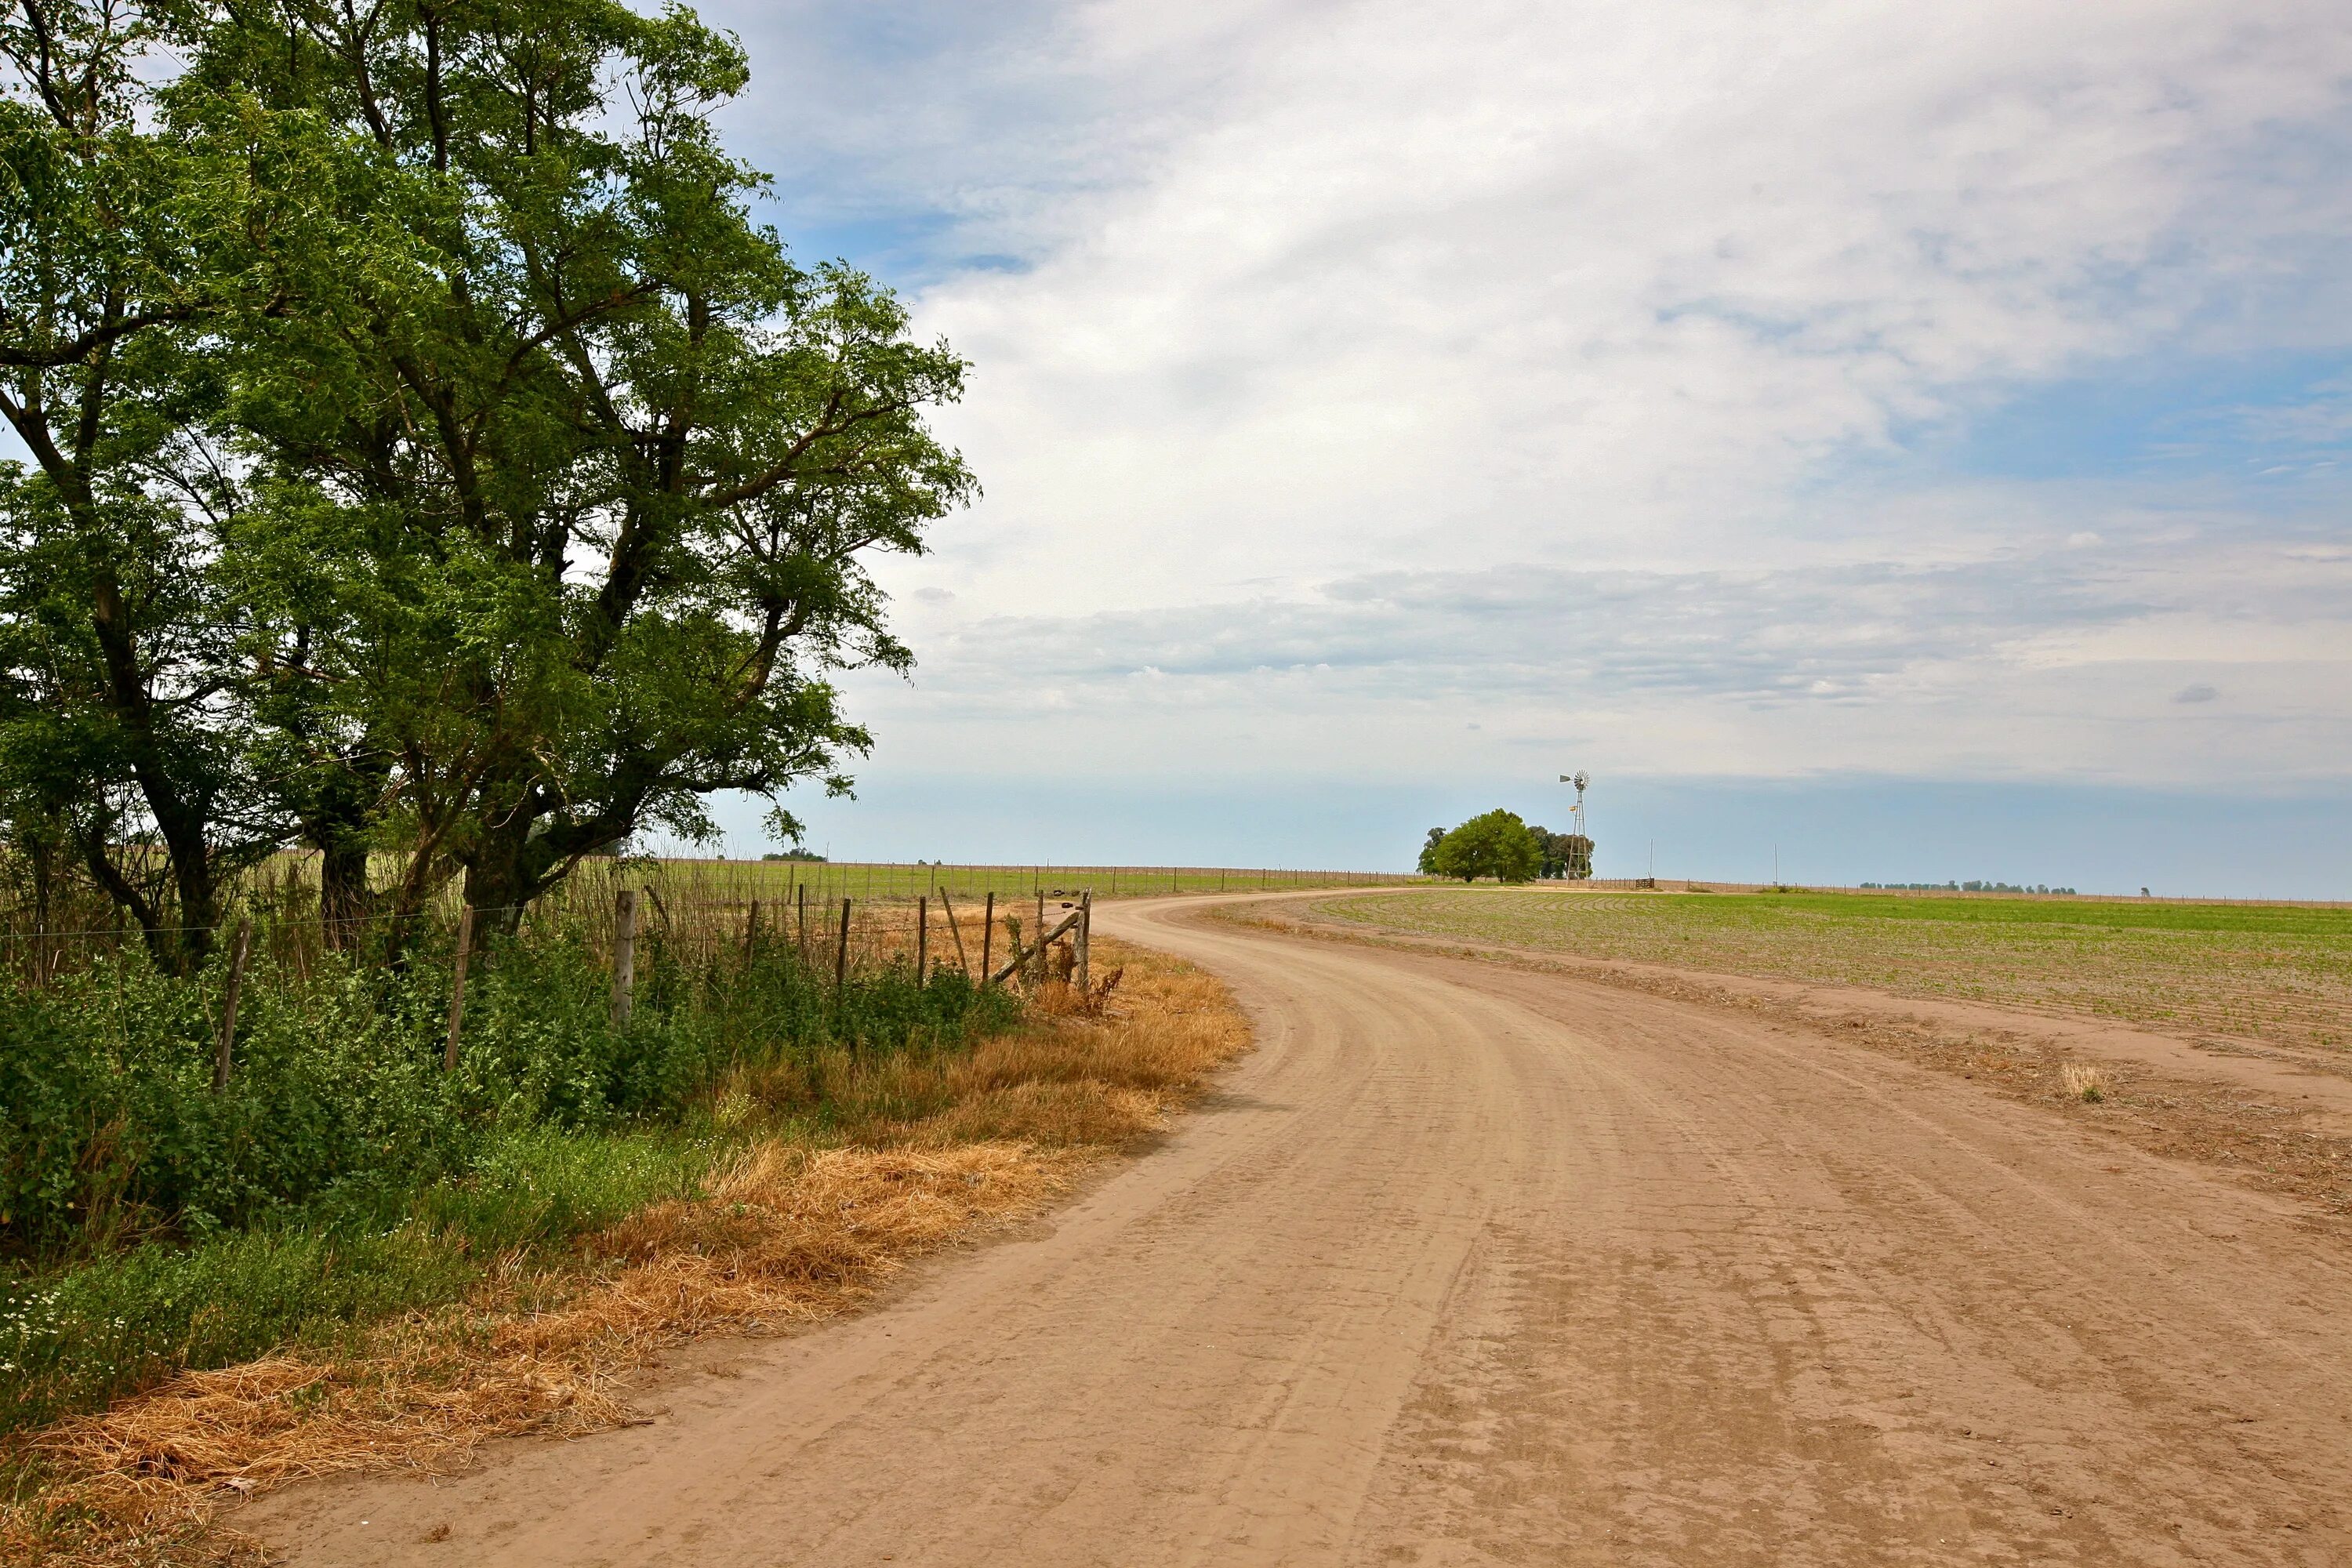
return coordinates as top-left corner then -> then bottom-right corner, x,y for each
318,832 -> 375,948
459,809 -> 554,937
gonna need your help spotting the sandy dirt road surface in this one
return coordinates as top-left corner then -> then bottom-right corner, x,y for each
254,895 -> 2352,1566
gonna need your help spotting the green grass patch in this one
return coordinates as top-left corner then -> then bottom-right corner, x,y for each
0,1127 -> 712,1432
1729,890 -> 2352,938
1307,887 -> 2352,1054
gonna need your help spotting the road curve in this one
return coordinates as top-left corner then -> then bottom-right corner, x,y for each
254,895 -> 2352,1566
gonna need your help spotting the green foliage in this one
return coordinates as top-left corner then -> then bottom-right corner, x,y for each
0,924 -> 1019,1429
189,1 -> 978,926
1428,810 -> 1543,884
0,0 -> 270,968
0,1126 -> 711,1432
1525,826 -> 1593,880
0,0 -> 978,949
0,930 -> 1012,1256
1417,827 -> 1445,875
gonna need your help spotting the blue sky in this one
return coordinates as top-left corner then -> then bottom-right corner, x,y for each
639,0 -> 2352,895
731,774 -> 2349,901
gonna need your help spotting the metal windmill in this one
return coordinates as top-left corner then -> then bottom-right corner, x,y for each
1559,771 -> 1588,839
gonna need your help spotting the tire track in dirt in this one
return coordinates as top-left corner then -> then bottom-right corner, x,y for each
249,896 -> 2352,1566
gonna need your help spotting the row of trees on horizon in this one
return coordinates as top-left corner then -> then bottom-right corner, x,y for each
0,0 -> 967,971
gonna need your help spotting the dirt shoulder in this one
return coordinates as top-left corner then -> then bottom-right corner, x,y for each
1235,895 -> 2352,1235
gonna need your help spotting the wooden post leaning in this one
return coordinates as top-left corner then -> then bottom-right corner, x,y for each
980,891 -> 995,982
1075,889 -> 1091,994
938,888 -> 971,977
612,887 -> 637,1028
835,897 -> 851,989
212,916 -> 253,1091
988,906 -> 1084,986
444,904 -> 475,1072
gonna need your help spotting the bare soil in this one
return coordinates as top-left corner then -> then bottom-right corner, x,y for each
1255,896 -> 2352,1230
245,895 -> 2352,1566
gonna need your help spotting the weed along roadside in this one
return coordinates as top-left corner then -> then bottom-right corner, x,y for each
0,881 -> 1250,1568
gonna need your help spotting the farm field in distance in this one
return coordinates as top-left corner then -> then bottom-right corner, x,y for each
1303,887 -> 2352,1054
576,858 -> 1414,906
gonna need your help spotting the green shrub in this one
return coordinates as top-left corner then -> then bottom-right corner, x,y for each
0,922 -> 1022,1430
0,1125 -> 712,1430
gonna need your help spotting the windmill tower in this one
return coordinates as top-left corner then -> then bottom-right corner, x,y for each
1559,771 -> 1588,838
1555,772 -> 1592,879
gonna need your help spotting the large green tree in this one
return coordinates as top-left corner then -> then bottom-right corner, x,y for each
0,0 -> 976,954
1428,809 -> 1542,884
197,0 -> 971,935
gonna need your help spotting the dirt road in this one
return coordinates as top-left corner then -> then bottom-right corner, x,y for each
253,896 -> 2352,1566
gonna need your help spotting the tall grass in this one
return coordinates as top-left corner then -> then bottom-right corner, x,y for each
0,915 -> 1018,1432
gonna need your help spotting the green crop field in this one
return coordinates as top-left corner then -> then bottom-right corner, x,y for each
592,858 -> 1417,909
1304,887 -> 2352,1052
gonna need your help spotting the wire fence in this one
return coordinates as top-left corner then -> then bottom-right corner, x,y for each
0,854 -> 1431,991
5,853 -> 2326,989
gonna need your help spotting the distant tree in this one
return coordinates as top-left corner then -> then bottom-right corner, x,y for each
1416,826 -> 1446,874
1428,809 -> 1541,884
1525,825 -> 1594,880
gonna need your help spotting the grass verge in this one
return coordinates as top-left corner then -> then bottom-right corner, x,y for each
0,936 -> 1248,1567
1300,887 -> 2352,1052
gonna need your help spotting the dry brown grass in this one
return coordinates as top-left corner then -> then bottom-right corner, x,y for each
2059,1062 -> 2112,1102
0,938 -> 1248,1568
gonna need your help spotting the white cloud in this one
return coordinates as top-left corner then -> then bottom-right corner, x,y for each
708,0 -> 2352,793
850,523 -> 2350,786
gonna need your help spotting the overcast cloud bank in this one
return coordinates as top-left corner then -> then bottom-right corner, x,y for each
693,1 -> 2350,881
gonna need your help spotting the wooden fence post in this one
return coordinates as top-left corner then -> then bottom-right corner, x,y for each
836,898 -> 851,989
444,904 -> 474,1072
212,916 -> 252,1092
939,888 -> 971,975
612,888 -> 637,1027
916,895 -> 929,982
797,882 -> 808,955
1076,890 -> 1091,993
1035,889 -> 1047,985
745,897 -> 761,962
980,891 -> 994,982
